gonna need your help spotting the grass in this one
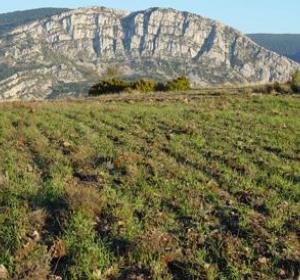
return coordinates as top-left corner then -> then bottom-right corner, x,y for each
0,91 -> 299,279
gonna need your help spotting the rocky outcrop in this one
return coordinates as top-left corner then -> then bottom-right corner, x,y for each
0,6 -> 298,100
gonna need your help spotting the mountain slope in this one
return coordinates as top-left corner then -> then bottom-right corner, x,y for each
0,7 -> 299,100
248,34 -> 300,63
0,8 -> 70,35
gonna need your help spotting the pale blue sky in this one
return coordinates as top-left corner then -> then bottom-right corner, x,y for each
1,1 -> 299,34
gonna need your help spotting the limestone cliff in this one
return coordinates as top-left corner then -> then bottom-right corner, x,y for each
0,7 -> 298,99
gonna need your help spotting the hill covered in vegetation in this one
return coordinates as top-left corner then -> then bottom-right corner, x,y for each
248,34 -> 300,63
0,8 -> 69,35
0,91 -> 299,279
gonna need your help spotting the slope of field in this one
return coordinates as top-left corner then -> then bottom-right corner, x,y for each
248,34 -> 300,63
0,91 -> 299,280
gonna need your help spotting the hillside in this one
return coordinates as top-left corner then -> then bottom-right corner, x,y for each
0,7 -> 298,100
0,91 -> 299,279
0,8 -> 69,35
248,34 -> 300,63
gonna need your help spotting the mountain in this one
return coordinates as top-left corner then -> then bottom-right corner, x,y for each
0,8 -> 70,35
248,34 -> 300,63
0,7 -> 298,100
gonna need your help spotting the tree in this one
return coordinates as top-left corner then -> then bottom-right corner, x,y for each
291,70 -> 300,93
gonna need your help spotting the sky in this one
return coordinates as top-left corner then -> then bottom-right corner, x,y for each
1,1 -> 299,34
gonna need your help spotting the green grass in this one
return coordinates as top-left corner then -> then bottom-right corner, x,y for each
0,92 -> 299,279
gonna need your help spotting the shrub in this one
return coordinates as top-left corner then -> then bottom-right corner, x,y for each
89,79 -> 130,96
291,70 -> 300,93
252,84 -> 275,94
274,81 -> 292,94
165,76 -> 191,91
155,82 -> 167,91
273,82 -> 281,93
265,84 -> 275,94
88,76 -> 192,96
132,79 -> 158,93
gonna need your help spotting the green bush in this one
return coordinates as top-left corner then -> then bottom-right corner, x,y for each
274,81 -> 292,94
88,79 -> 130,95
132,79 -> 158,93
291,70 -> 300,93
155,82 -> 167,91
165,76 -> 191,91
265,84 -> 275,94
252,84 -> 275,94
89,76 -> 192,96
252,82 -> 293,95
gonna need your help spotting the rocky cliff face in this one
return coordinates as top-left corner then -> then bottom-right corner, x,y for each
0,6 -> 298,100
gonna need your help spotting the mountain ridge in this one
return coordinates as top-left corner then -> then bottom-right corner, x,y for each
0,8 -> 70,35
0,6 -> 298,100
248,33 -> 300,63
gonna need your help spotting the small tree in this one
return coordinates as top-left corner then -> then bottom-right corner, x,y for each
291,70 -> 300,93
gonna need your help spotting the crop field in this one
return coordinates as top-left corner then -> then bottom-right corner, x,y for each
0,91 -> 299,279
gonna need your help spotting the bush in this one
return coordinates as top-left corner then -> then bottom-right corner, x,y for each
165,76 -> 191,91
252,82 -> 293,95
252,84 -> 275,94
265,84 -> 275,94
132,79 -> 158,93
88,76 -> 192,96
88,79 -> 130,95
274,81 -> 292,94
155,82 -> 167,91
291,70 -> 300,93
